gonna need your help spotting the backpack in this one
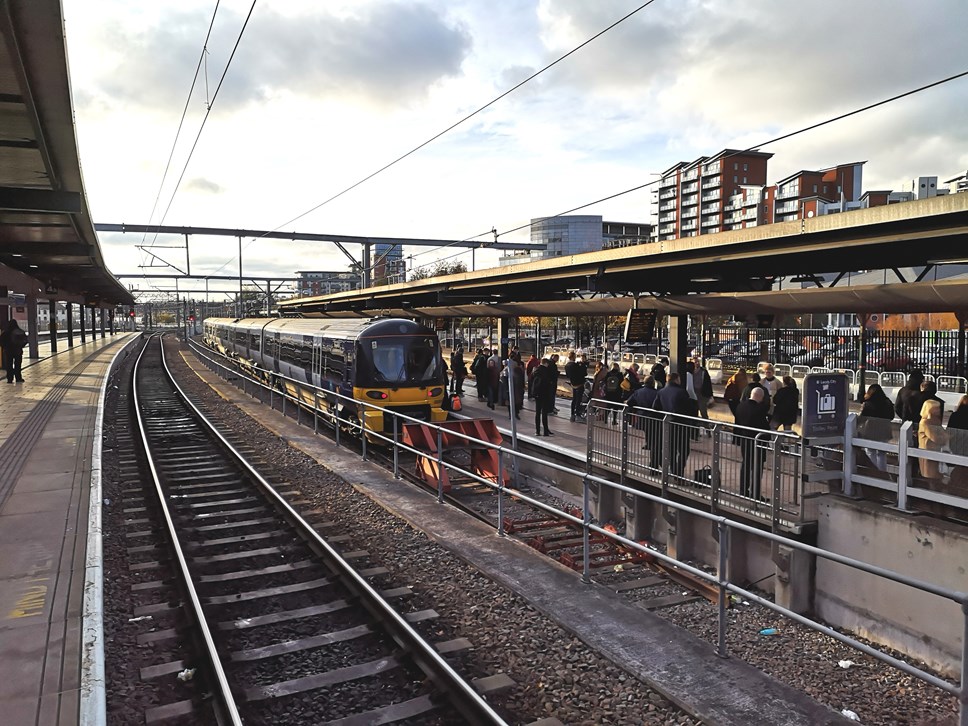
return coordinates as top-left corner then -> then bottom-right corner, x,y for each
9,328 -> 26,348
605,373 -> 622,394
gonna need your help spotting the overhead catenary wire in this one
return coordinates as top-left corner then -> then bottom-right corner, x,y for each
206,0 -> 661,280
151,0 -> 258,243
137,1 -> 221,290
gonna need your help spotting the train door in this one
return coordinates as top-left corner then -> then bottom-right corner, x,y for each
311,336 -> 322,386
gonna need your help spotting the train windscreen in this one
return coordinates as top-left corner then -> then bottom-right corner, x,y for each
357,336 -> 443,387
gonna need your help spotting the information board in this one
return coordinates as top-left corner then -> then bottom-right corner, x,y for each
623,308 -> 657,344
802,372 -> 849,438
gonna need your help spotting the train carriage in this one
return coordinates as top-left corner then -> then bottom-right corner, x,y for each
203,317 -> 448,435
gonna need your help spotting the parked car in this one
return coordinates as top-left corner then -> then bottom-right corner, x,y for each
866,348 -> 917,372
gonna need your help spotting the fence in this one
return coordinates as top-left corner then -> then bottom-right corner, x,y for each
587,399 -> 805,529
847,414 -> 968,514
703,327 -> 967,379
187,338 -> 968,722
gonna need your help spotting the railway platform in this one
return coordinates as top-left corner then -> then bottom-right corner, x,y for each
0,332 -> 137,726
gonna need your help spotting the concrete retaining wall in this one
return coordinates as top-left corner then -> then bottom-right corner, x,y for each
815,496 -> 966,677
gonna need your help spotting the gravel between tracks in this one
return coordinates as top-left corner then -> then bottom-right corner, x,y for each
167,340 -> 699,724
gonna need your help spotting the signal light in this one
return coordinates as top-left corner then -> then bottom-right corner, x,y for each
128,309 -> 135,317
365,390 -> 388,400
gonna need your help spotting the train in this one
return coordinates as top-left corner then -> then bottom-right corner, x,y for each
202,317 -> 449,434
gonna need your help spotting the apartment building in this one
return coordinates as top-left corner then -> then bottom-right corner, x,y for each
655,149 -> 773,241
296,270 -> 361,296
768,162 -> 865,222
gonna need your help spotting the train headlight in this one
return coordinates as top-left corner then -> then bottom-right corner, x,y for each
428,387 -> 443,397
365,390 -> 389,400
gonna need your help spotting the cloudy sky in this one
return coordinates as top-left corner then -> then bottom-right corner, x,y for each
63,0 -> 968,300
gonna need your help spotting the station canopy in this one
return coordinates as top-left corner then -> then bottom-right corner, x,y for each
0,1 -> 132,306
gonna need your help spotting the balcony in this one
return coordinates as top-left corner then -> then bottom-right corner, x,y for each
701,191 -> 720,202
701,203 -> 721,214
681,196 -> 698,208
724,213 -> 741,224
682,208 -> 698,219
658,202 -> 677,212
659,175 -> 677,188
658,212 -> 676,223
659,188 -> 677,200
744,209 -> 759,220
705,226 -> 721,234
702,175 -> 721,189
702,162 -> 721,176
682,170 -> 699,181
659,224 -> 675,235
775,202 -> 798,214
776,186 -> 800,200
701,216 -> 719,227
681,221 -> 697,231
681,182 -> 699,194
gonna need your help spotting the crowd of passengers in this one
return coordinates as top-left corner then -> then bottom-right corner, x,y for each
453,346 -> 968,497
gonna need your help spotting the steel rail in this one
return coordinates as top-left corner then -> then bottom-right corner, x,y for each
131,335 -> 243,725
165,339 -> 508,725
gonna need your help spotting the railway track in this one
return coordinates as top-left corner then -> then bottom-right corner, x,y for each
126,335 -> 507,725
185,338 -> 723,613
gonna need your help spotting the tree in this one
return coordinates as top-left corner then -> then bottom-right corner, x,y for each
409,260 -> 467,281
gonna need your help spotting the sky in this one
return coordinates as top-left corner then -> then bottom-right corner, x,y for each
63,0 -> 968,301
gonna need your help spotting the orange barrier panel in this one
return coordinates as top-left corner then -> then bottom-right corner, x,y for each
401,418 -> 505,493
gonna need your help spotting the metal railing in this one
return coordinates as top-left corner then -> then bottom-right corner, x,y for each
189,339 -> 968,723
847,414 -> 968,514
587,399 -> 804,528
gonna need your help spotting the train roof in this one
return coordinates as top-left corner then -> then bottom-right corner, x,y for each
205,317 -> 435,338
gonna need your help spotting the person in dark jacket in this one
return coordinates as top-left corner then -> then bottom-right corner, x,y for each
565,351 -> 589,422
650,361 -> 666,389
858,383 -> 896,471
656,373 -> 693,478
531,358 -> 556,436
734,387 -> 770,500
628,377 -> 661,471
1,319 -> 27,383
602,363 -> 625,423
450,348 -> 467,396
947,395 -> 968,469
509,352 -> 525,420
471,349 -> 488,401
894,370 -> 925,423
692,356 -> 714,423
526,353 -> 540,400
771,376 -> 799,432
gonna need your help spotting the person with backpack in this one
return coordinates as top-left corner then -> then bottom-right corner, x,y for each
1,319 -> 27,383
603,363 -> 624,424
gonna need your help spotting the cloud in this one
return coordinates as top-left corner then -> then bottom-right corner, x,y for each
82,3 -> 471,113
185,177 -> 223,194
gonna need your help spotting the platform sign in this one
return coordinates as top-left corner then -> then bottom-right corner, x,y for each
623,308 -> 657,344
802,372 -> 848,438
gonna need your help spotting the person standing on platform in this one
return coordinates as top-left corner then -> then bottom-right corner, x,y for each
526,353 -> 540,400
549,353 -> 561,414
591,361 -> 607,400
895,370 -> 925,424
471,349 -> 488,401
650,361 -> 667,389
724,368 -> 749,419
532,358 -> 556,436
918,399 -> 947,482
450,347 -> 467,396
692,357 -> 714,424
858,383 -> 895,471
735,387 -> 770,500
510,352 -> 525,420
1,319 -> 27,384
565,351 -> 588,423
771,376 -> 799,432
603,362 -> 625,424
486,348 -> 501,410
628,376 -> 661,471
656,372 -> 693,478
917,380 -> 946,420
